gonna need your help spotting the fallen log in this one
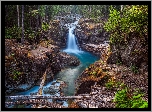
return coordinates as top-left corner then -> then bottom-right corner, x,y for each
5,95 -> 86,100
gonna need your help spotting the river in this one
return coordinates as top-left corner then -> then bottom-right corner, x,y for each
13,16 -> 99,107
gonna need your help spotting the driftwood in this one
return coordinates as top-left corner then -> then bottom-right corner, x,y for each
5,80 -> 114,108
37,69 -> 47,95
5,95 -> 89,100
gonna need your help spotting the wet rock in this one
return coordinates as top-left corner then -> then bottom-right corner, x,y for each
15,84 -> 32,91
58,52 -> 80,68
30,92 -> 38,95
5,39 -> 79,94
80,43 -> 109,57
75,18 -> 109,45
43,86 -> 60,95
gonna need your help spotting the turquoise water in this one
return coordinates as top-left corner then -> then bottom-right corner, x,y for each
54,50 -> 99,96
13,18 -> 99,107
14,51 -> 98,96
13,86 -> 39,95
14,80 -> 60,95
58,18 -> 99,96
12,50 -> 98,108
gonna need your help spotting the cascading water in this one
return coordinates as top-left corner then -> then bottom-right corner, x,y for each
67,27 -> 79,50
59,17 -> 99,96
63,19 -> 81,53
13,15 -> 99,107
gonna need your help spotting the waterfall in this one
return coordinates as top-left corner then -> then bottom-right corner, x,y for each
63,18 -> 81,54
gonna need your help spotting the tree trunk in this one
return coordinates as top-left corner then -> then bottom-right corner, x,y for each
120,5 -> 123,17
121,5 -> 123,12
37,5 -> 39,31
17,5 -> 20,28
21,5 -> 24,44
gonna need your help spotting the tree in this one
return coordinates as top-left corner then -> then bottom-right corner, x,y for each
17,5 -> 20,28
21,5 -> 24,43
36,5 -> 39,31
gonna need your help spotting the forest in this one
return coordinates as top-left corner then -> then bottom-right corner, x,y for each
4,4 -> 149,109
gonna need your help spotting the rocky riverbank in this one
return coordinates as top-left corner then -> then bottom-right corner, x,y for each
73,83 -> 115,108
5,39 -> 80,95
71,17 -> 110,58
73,33 -> 148,108
80,41 -> 109,57
5,14 -> 148,108
75,18 -> 109,45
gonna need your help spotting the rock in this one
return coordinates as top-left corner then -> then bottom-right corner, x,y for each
107,33 -> 148,69
75,18 -> 109,46
43,86 -> 59,95
5,38 -> 80,95
80,43 -> 109,57
15,84 -> 32,91
107,51 -> 122,64
30,92 -> 38,95
58,52 -> 80,68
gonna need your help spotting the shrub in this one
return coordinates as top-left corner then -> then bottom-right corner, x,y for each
5,26 -> 22,39
105,80 -> 114,89
42,22 -> 49,31
104,5 -> 148,45
105,80 -> 122,89
12,70 -> 22,80
130,65 -> 139,74
113,87 -> 148,108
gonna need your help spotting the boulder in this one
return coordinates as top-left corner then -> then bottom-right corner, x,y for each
107,33 -> 148,69
75,18 -> 109,46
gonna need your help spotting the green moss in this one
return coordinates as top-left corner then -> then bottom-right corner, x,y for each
12,70 -> 21,80
105,80 -> 122,89
105,80 -> 114,89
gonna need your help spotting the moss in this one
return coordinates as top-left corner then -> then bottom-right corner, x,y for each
12,70 -> 22,80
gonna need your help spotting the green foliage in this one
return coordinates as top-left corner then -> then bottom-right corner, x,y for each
89,71 -> 97,76
130,65 -> 139,74
131,92 -> 148,108
25,29 -> 35,39
105,80 -> 114,89
104,5 -> 148,45
5,26 -> 22,39
105,80 -> 122,89
106,81 -> 148,108
104,6 -> 122,44
31,10 -> 39,16
104,6 -> 121,32
114,87 -> 130,108
92,71 -> 96,75
42,22 -> 49,31
113,87 -> 148,108
12,70 -> 21,80
39,5 -> 46,17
